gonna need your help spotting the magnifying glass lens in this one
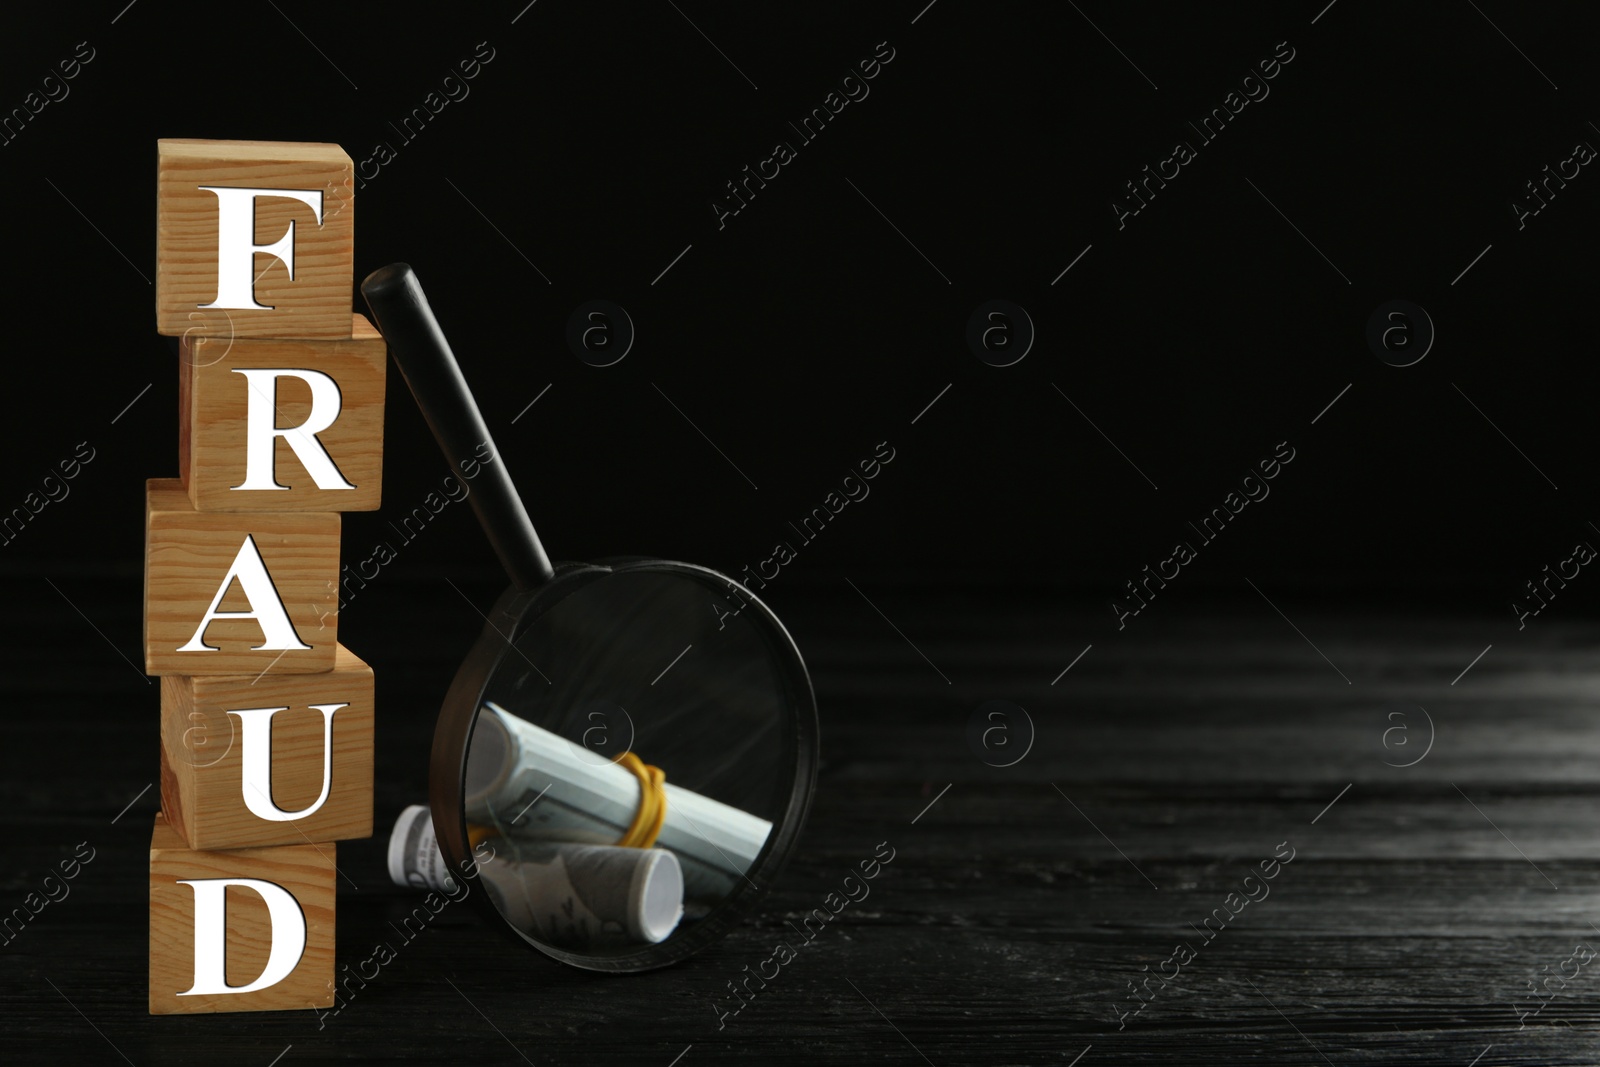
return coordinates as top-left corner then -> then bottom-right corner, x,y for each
459,568 -> 795,956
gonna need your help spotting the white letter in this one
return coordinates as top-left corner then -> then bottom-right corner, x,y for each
176,535 -> 312,652
230,704 -> 346,821
176,878 -> 307,995
197,186 -> 325,310
231,369 -> 355,491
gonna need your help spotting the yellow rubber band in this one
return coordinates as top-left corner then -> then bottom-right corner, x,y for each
467,751 -> 668,851
613,751 -> 668,849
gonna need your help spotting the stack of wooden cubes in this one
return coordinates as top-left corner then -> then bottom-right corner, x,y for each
144,139 -> 383,1015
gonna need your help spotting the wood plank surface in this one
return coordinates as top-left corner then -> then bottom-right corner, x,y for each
6,574 -> 1597,1063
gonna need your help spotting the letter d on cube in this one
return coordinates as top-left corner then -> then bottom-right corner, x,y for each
149,814 -> 334,1014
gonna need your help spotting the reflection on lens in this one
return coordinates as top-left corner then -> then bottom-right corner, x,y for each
461,569 -> 792,955
478,842 -> 684,947
387,804 -> 684,950
466,703 -> 772,903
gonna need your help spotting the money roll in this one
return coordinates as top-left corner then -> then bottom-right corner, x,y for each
386,805 -> 684,947
463,702 -> 773,904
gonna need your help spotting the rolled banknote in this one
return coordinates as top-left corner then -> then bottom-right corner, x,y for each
482,839 -> 684,947
464,702 -> 773,903
388,802 -> 466,893
387,804 -> 684,947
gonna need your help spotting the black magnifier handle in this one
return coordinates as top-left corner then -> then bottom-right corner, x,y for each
361,262 -> 555,589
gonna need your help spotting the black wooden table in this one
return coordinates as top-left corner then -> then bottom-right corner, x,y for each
5,572 -> 1595,1065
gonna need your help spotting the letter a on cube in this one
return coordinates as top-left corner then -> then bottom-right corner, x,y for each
180,313 -> 386,511
149,813 -> 335,1014
160,645 -> 374,850
144,478 -> 338,675
157,139 -> 355,340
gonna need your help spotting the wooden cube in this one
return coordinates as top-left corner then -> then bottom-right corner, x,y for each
160,645 -> 374,850
157,139 -> 355,340
144,478 -> 338,676
179,314 -> 385,512
149,813 -> 335,1014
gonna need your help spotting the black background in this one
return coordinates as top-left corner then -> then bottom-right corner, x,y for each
3,1 -> 1596,600
5,3 -> 1600,1065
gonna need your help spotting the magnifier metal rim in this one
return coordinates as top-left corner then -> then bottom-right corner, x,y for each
428,559 -> 819,973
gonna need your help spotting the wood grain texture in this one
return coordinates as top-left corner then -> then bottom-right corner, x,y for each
159,644 -> 374,850
143,478 -> 339,675
178,314 -> 385,512
156,138 -> 354,340
148,813 -> 336,1015
12,579 -> 1600,1061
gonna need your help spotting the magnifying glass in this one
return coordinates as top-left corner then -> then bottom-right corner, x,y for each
360,264 -> 819,973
